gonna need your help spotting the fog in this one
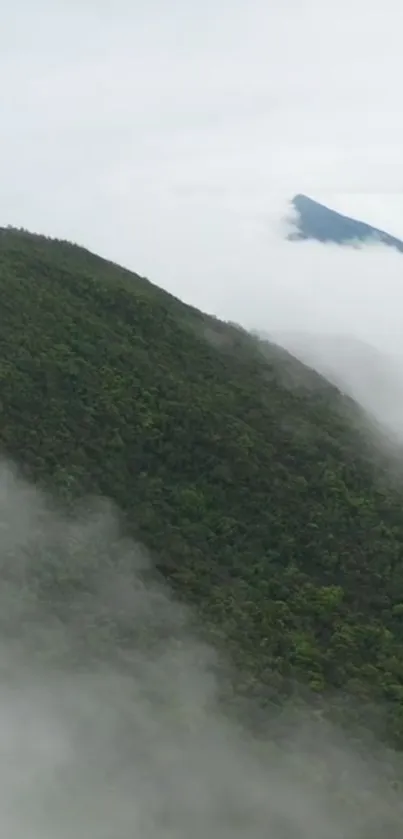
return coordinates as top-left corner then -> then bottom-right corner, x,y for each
0,459 -> 402,837
170,210 -> 403,445
200,225 -> 403,446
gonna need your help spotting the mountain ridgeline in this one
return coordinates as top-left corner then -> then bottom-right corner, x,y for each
288,193 -> 403,252
2,225 -> 403,749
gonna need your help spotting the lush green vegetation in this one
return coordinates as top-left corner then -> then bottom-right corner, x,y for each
2,225 -> 403,748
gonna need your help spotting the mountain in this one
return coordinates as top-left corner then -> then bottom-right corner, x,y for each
287,193 -> 403,251
3,225 -> 403,749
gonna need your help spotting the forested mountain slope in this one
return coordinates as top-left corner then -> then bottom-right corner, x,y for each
2,226 -> 403,747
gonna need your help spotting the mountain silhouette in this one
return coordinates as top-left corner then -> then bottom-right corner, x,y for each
287,193 -> 403,252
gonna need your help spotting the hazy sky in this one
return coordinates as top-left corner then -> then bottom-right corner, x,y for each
1,0 -> 403,329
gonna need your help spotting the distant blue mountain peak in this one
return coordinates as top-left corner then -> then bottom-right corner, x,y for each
287,194 -> 403,253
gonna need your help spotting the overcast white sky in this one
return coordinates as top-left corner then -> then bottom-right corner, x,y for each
1,0 -> 403,343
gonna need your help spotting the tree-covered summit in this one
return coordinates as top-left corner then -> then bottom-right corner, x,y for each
1,225 -> 403,748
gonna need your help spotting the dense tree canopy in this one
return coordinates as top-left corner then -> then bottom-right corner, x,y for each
2,225 -> 403,749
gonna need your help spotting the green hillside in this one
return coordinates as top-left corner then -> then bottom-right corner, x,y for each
2,225 -> 403,747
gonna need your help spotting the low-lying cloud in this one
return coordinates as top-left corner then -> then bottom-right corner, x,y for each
258,236 -> 403,444
185,217 -> 403,445
0,459 -> 402,837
